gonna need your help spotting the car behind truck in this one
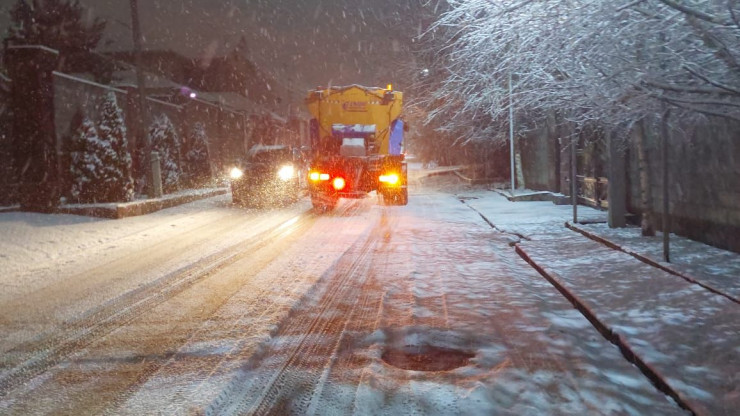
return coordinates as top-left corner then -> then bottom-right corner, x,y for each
305,84 -> 408,210
230,145 -> 302,208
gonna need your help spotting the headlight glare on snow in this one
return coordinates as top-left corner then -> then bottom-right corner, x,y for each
277,165 -> 295,181
230,167 -> 244,179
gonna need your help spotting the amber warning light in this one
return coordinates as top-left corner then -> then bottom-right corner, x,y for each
379,173 -> 400,186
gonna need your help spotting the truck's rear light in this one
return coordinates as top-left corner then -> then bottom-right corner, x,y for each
379,173 -> 400,185
310,172 -> 331,181
332,177 -> 346,191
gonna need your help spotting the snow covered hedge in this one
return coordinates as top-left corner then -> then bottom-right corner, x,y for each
69,117 -> 109,203
148,114 -> 183,194
98,92 -> 134,202
184,122 -> 211,188
68,93 -> 135,203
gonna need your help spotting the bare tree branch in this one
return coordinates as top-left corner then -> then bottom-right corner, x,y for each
617,0 -> 647,12
644,79 -> 739,96
657,0 -> 733,25
683,65 -> 740,95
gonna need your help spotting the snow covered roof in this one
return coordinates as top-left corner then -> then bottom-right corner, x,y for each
194,91 -> 256,114
215,92 -> 257,113
6,44 -> 59,55
111,68 -> 181,90
247,144 -> 289,159
311,84 -> 386,93
268,111 -> 287,123
53,72 -> 128,94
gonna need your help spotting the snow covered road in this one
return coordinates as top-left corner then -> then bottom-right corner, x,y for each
0,176 -> 690,414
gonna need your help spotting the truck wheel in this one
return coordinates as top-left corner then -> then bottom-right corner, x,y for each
380,189 -> 394,206
399,187 -> 408,205
311,195 -> 337,212
381,189 -> 407,206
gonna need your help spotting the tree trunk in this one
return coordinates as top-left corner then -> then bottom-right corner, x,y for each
634,119 -> 655,236
515,138 -> 525,189
607,131 -> 626,228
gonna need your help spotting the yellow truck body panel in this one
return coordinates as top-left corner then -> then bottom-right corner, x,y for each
305,85 -> 403,155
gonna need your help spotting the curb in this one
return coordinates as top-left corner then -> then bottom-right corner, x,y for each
452,169 -> 501,185
491,189 -> 571,205
56,189 -> 228,219
0,205 -> 20,213
565,222 -> 738,304
514,244 -> 701,416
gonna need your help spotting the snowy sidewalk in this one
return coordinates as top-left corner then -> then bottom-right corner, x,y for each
568,222 -> 740,302
462,189 -> 739,416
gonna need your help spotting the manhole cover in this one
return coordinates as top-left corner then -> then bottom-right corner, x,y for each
382,345 -> 474,372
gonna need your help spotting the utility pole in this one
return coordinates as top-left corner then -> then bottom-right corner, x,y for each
661,108 -> 671,262
509,72 -> 515,192
571,134 -> 578,224
129,0 -> 155,196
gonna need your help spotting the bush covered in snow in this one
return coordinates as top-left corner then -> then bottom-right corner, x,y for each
98,92 -> 134,202
148,114 -> 182,193
185,122 -> 211,187
69,117 -> 115,203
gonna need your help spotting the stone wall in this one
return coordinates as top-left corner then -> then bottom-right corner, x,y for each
520,117 -> 561,192
519,114 -> 739,252
626,118 -> 740,252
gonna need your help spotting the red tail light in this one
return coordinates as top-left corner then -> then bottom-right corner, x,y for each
332,177 -> 346,191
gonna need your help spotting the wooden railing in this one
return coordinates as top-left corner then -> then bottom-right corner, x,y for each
577,175 -> 608,209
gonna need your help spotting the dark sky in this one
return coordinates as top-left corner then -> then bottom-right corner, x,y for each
1,0 -> 430,99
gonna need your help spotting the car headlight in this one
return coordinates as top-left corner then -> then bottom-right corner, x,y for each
230,167 -> 244,179
277,165 -> 295,181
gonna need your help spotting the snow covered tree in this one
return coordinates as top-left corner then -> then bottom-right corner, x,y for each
4,0 -> 109,78
427,0 -> 740,234
185,122 -> 211,187
148,114 -> 182,194
97,92 -> 134,202
69,116 -> 115,203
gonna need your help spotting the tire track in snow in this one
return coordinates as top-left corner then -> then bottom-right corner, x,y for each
94,213 -> 321,413
207,213 -> 381,415
0,213 -> 314,398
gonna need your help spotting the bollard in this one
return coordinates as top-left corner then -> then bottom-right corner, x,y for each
150,151 -> 163,198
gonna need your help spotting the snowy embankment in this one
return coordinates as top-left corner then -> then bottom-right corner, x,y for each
58,187 -> 227,219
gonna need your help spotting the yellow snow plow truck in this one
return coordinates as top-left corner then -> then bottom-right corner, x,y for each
305,84 -> 408,210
